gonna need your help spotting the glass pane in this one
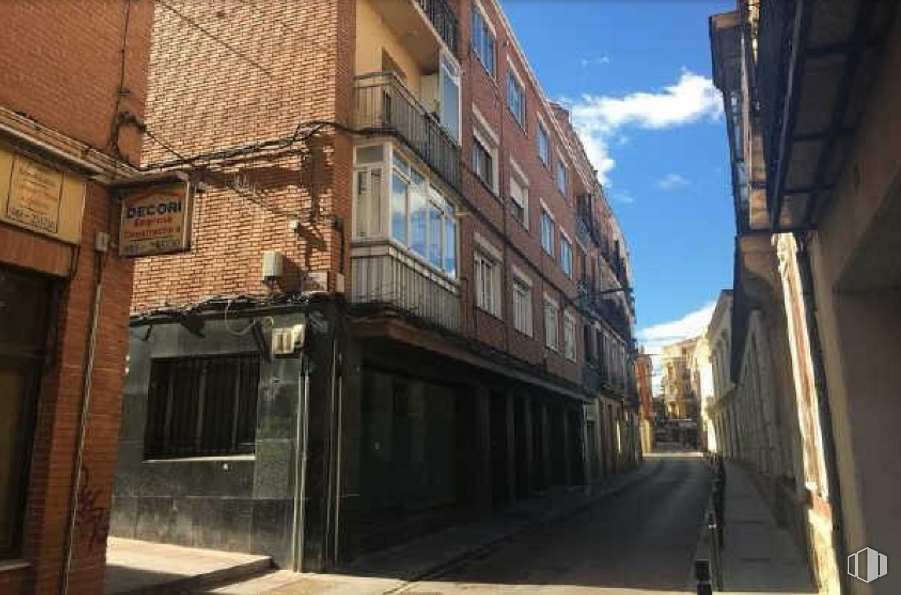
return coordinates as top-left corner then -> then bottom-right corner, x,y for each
391,173 -> 408,244
441,62 -> 460,142
393,152 -> 410,177
428,205 -> 443,268
356,145 -> 384,165
410,184 -> 427,257
444,219 -> 457,277
355,171 -> 368,238
370,169 -> 382,236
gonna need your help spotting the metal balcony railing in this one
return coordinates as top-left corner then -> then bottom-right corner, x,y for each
413,0 -> 459,55
354,72 -> 461,190
351,243 -> 460,332
757,0 -> 796,210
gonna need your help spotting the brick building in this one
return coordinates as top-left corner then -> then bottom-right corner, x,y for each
110,0 -> 639,572
0,2 -> 155,595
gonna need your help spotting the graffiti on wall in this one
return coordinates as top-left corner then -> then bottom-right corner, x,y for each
75,464 -> 110,552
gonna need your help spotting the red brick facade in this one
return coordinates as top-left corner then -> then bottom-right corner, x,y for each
128,0 -> 633,393
0,1 -> 154,594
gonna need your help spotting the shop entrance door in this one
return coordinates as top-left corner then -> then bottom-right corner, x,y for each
0,265 -> 53,557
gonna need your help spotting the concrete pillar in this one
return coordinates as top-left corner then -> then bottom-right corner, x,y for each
562,407 -> 573,486
523,395 -> 534,494
505,391 -> 517,504
540,402 -> 552,487
473,385 -> 493,512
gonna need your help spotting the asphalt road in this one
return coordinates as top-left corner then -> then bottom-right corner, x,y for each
399,454 -> 711,595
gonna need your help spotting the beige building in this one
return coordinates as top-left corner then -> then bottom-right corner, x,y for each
659,338 -> 698,422
710,1 -> 900,593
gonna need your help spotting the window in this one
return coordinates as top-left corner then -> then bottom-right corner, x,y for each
471,5 -> 496,77
472,135 -> 494,188
537,121 -> 550,166
540,208 -> 554,255
507,68 -> 525,126
583,324 -> 595,363
560,235 -> 573,277
474,250 -> 501,317
439,54 -> 461,142
557,159 -> 568,197
0,267 -> 52,558
512,275 -> 533,336
564,313 -> 577,362
509,159 -> 529,228
544,296 -> 559,351
389,151 -> 458,277
144,354 -> 260,459
354,167 -> 383,238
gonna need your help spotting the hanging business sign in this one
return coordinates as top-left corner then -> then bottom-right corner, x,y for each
0,146 -> 86,244
119,181 -> 194,257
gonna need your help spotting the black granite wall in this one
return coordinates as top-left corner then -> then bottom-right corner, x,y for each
110,309 -> 323,568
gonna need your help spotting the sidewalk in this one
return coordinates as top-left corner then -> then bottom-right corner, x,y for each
104,538 -> 272,595
697,460 -> 815,594
188,456 -> 665,595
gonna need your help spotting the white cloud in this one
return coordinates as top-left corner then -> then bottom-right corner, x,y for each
656,173 -> 690,190
581,55 -> 611,67
637,301 -> 716,393
562,69 -> 722,184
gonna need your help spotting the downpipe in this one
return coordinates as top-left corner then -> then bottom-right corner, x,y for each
292,354 -> 311,572
59,244 -> 106,595
794,232 -> 849,595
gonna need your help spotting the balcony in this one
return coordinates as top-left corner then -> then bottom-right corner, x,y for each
350,242 -> 460,332
354,72 -> 461,190
369,0 -> 458,59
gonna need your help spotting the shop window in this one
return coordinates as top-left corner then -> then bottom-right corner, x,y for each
0,266 -> 53,558
144,354 -> 260,459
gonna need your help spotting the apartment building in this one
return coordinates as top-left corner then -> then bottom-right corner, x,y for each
710,1 -> 900,593
660,337 -> 698,422
109,0 -> 638,572
0,2 -> 156,595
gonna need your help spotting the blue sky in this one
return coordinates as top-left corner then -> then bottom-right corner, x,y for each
501,0 -> 736,360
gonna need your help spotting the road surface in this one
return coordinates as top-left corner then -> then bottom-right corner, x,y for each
399,453 -> 711,595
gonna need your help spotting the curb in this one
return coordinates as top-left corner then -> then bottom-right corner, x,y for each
107,556 -> 274,595
386,458 -> 665,594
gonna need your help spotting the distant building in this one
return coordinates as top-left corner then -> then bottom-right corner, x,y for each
660,338 -> 699,421
634,348 -> 654,453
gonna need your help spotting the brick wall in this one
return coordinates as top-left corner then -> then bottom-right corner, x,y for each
0,2 -> 153,594
131,0 -> 353,311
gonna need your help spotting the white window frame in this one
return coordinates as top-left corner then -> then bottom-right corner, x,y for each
557,158 -> 568,197
472,106 -> 500,194
352,144 -> 386,239
536,115 -> 550,167
509,156 -> 529,229
540,201 -> 555,256
564,311 -> 577,362
437,52 -> 462,143
560,231 -> 573,277
511,265 -> 533,337
471,0 -> 497,78
474,234 -> 502,318
544,294 -> 559,352
375,145 -> 459,278
506,58 -> 526,128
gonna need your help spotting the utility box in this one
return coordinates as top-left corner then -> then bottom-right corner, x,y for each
262,250 -> 283,281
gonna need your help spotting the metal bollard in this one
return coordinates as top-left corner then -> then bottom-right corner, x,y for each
707,511 -> 724,591
695,559 -> 713,595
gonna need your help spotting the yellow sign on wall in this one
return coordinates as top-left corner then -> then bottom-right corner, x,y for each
0,146 -> 86,244
119,182 -> 193,257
